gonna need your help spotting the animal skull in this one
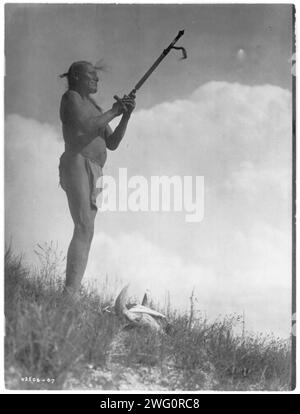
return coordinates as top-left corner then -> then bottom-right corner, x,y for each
114,284 -> 167,332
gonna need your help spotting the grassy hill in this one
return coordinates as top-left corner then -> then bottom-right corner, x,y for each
4,243 -> 292,391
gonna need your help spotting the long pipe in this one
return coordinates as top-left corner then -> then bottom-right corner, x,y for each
114,30 -> 185,105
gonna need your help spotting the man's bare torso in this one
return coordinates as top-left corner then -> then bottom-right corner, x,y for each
60,90 -> 107,167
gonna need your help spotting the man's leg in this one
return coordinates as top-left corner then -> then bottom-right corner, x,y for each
63,155 -> 97,296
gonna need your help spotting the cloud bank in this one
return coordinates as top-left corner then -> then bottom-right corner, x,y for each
5,81 -> 292,337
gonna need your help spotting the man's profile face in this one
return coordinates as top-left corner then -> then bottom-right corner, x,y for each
79,63 -> 99,94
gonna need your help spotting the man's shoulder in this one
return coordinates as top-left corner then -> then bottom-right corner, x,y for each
60,90 -> 85,122
62,89 -> 82,104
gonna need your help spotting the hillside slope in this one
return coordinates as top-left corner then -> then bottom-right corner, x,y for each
4,244 -> 292,391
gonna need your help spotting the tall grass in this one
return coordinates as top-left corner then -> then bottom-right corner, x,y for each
4,243 -> 292,390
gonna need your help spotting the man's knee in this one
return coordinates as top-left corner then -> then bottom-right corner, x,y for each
75,217 -> 95,242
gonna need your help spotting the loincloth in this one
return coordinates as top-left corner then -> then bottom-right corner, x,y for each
59,151 -> 103,211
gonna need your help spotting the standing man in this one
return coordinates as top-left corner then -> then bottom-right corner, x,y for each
59,61 -> 135,299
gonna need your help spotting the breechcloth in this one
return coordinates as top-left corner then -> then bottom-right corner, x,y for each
59,151 -> 103,211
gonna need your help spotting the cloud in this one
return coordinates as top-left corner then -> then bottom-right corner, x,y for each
5,81 -> 292,336
224,161 -> 290,197
86,228 -> 291,337
107,82 -> 291,228
5,114 -> 73,259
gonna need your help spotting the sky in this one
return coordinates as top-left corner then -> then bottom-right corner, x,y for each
5,4 -> 294,337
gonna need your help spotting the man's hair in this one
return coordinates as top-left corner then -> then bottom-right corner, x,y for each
59,61 -> 92,88
60,60 -> 107,88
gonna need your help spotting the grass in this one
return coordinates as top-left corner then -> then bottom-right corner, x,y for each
4,243 -> 292,391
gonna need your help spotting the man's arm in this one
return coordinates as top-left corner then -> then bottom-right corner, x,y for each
105,94 -> 135,150
61,90 -> 122,137
105,114 -> 132,151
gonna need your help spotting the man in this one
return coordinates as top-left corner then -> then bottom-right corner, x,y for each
59,61 -> 135,299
